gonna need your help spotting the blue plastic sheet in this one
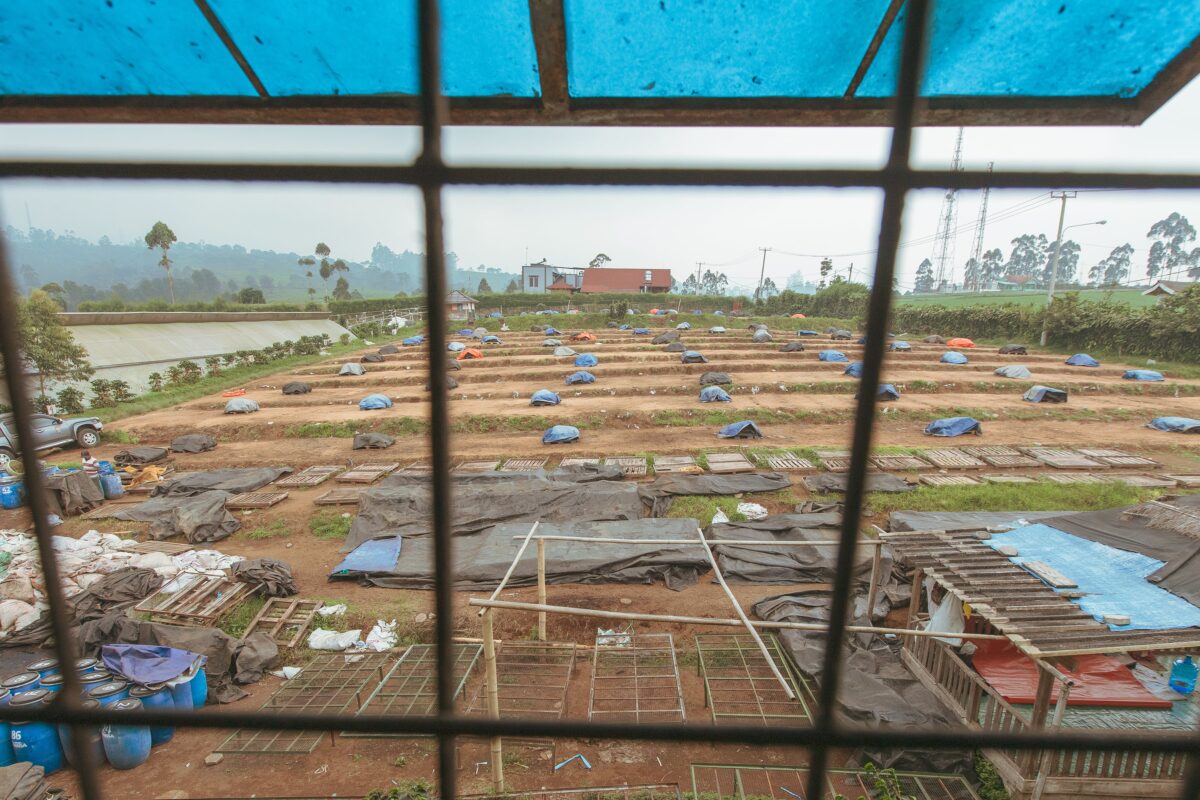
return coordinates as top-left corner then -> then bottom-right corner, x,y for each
995,365 -> 1032,379
101,645 -> 202,685
819,350 -> 849,363
924,417 -> 982,437
402,336 -> 423,346
890,341 -> 911,351
331,537 -> 402,579
676,322 -> 691,330
544,327 -> 561,335
717,420 -> 763,439
633,328 -> 651,335
358,393 -> 393,410
1022,385 -> 1067,403
877,384 -> 900,401
988,524 -> 1200,631
797,329 -> 819,336
224,397 -> 259,413
1065,353 -> 1100,367
565,371 -> 595,385
1147,417 -> 1200,433
457,328 -> 473,336
530,389 -> 561,406
448,341 -> 466,352
482,335 -> 501,344
681,351 -> 708,364
574,353 -> 598,368
1124,369 -> 1164,381
843,360 -> 863,377
543,425 -> 581,444
699,386 -> 731,403
619,324 -> 632,330
941,351 -> 969,364
709,326 -> 727,334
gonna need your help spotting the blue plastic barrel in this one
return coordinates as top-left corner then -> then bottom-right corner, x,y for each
88,681 -> 130,706
1,673 -> 41,695
99,473 -> 124,499
129,684 -> 174,745
189,664 -> 208,709
58,698 -> 106,770
8,689 -> 63,774
78,672 -> 111,697
0,477 -> 22,510
26,659 -> 58,678
168,680 -> 194,712
74,658 -> 100,675
38,674 -> 63,694
101,698 -> 152,770
0,689 -> 15,767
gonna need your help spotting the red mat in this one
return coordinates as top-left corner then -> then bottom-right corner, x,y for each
972,640 -> 1171,709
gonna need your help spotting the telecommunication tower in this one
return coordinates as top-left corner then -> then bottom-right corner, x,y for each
930,128 -> 965,290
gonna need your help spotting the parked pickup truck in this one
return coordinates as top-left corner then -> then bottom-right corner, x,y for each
0,412 -> 104,472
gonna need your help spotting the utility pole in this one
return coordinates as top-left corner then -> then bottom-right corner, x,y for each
848,263 -> 854,283
695,261 -> 705,294
1040,191 -> 1075,346
755,247 -> 771,302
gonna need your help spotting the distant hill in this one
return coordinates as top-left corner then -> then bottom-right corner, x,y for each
5,226 -> 518,306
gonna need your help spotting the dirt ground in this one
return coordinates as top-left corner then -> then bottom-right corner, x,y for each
4,325 -> 1199,798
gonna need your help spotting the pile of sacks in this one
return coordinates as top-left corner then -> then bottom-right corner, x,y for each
0,529 -> 241,638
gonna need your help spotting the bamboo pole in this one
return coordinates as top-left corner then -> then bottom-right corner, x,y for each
478,521 -> 539,617
907,567 -> 924,627
481,610 -> 504,793
536,538 -> 547,641
864,542 -> 883,623
694,527 -> 795,700
467,597 -> 1007,641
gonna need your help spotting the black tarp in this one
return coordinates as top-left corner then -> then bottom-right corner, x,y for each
378,345 -> 400,355
114,447 -> 169,466
232,557 -> 298,597
0,762 -> 45,800
151,467 -> 291,497
999,344 -> 1028,355
446,359 -> 461,371
169,433 -> 217,453
343,471 -> 644,552
708,513 -> 889,584
779,341 -> 806,352
652,331 -> 679,344
548,463 -> 626,482
664,342 -> 686,353
804,473 -> 914,494
282,381 -> 312,395
361,353 -> 385,363
354,519 -> 709,591
700,371 -> 733,386
753,590 -> 970,773
43,471 -> 103,517
353,432 -> 396,449
638,472 -> 791,517
1052,494 -> 1200,606
427,376 -> 459,390
113,492 -> 240,543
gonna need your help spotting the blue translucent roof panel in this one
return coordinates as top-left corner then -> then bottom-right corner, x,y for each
0,0 -> 255,95
857,0 -> 1198,98
208,0 -> 540,97
564,0 -> 893,98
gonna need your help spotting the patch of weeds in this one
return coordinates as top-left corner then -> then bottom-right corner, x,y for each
310,511 -> 353,540
666,495 -> 746,525
973,751 -> 1010,800
219,595 -> 266,639
244,518 -> 290,540
366,779 -> 434,800
907,379 -> 939,392
101,428 -> 140,444
285,421 -> 359,438
392,754 -> 408,768
864,481 -> 1165,515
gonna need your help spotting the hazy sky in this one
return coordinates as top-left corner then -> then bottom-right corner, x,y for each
1,74 -> 1197,292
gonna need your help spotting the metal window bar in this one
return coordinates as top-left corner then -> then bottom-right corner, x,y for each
589,632 -> 686,723
1,1 -> 1199,799
695,634 -> 813,727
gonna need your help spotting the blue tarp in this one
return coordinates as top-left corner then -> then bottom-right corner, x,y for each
995,365 -> 1032,379
877,384 -> 900,400
751,330 -> 772,342
1124,369 -> 1164,381
543,327 -> 561,335
714,310 -> 724,316
924,416 -> 982,436
1147,416 -> 1200,433
359,393 -> 393,410
448,341 -> 466,352
489,311 -> 503,318
1066,353 -> 1100,367
543,425 -> 581,444
574,353 -> 598,367
699,386 -> 732,402
676,322 -> 691,330
619,324 -> 632,330
530,389 -> 561,406
542,338 -> 562,346
843,360 -> 863,377
224,397 -> 259,413
681,351 -> 708,364
100,645 -> 202,685
890,341 -> 911,350
457,328 -> 473,336
717,420 -> 763,439
709,326 -> 726,333
988,524 -> 1200,631
553,346 -> 577,357
940,351 -> 969,364
819,350 -> 848,363
565,371 -> 596,385
633,327 -> 651,335
796,329 -> 819,336
331,537 -> 402,579
482,335 -> 501,344
402,335 -> 424,346
1023,385 -> 1067,403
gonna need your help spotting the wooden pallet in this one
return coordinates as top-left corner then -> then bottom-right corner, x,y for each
1164,475 -> 1200,488
226,491 -> 289,510
500,458 -> 548,472
274,465 -> 343,488
335,463 -> 400,483
1111,474 -> 1180,488
1022,448 -> 1107,470
604,456 -> 648,476
919,475 -> 982,487
760,454 -> 816,472
133,572 -> 251,626
81,504 -> 122,520
1094,454 -> 1161,468
1075,448 -> 1132,459
243,598 -> 320,648
820,456 -> 874,473
559,457 -> 600,467
454,460 -> 500,473
920,449 -> 986,470
961,445 -> 1022,457
1042,473 -> 1111,485
980,474 -> 1037,484
870,455 -> 934,472
125,541 -> 192,555
813,448 -> 849,459
314,488 -> 368,506
400,462 -> 432,473
980,454 -> 1042,469
705,452 -> 755,474
654,455 -> 703,474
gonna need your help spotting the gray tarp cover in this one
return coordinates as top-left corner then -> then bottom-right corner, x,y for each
114,446 -> 169,466
888,510 -> 1070,532
0,763 -> 45,800
43,471 -> 103,517
232,557 -> 298,597
708,513 -> 889,584
700,371 -> 732,386
652,331 -> 679,344
804,473 -> 914,494
169,433 -> 217,453
1052,494 -> 1200,606
224,397 -> 259,413
353,432 -> 396,449
664,342 -> 686,353
152,467 -> 291,497
282,381 -> 312,394
361,353 -> 385,363
114,491 -> 240,543
548,463 -> 626,482
753,590 -> 969,773
343,471 -> 644,553
356,519 -> 708,591
639,472 -> 791,516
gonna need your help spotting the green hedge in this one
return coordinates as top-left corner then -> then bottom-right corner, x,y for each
76,299 -> 314,313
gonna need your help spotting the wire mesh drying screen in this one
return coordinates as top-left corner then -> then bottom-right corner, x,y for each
0,1 -> 1199,799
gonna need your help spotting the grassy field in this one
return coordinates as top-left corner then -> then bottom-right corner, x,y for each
895,287 -> 1154,309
